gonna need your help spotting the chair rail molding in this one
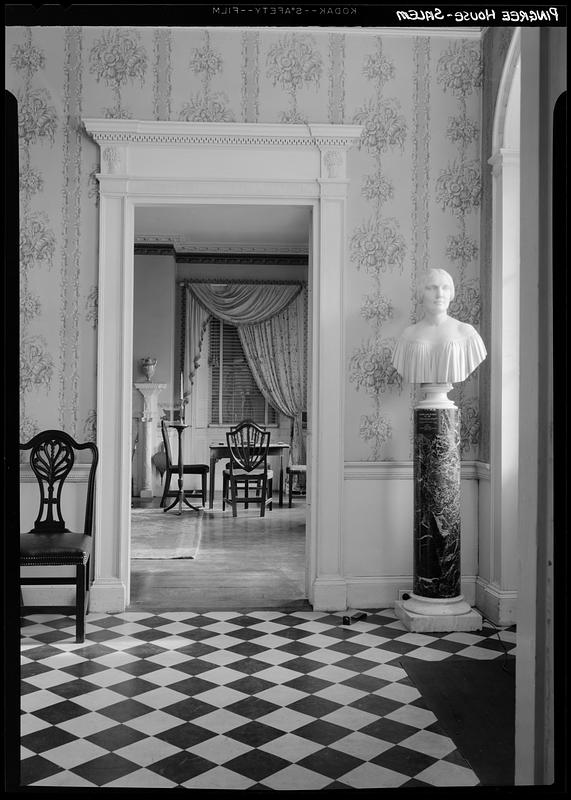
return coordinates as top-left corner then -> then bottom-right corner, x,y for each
84,119 -> 362,612
344,460 -> 489,481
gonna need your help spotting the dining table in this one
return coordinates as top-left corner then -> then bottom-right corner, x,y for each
208,440 -> 290,509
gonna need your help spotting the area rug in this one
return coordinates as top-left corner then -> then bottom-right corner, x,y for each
130,508 -> 201,559
399,654 -> 515,786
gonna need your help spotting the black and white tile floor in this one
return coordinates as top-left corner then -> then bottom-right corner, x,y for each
20,608 -> 516,789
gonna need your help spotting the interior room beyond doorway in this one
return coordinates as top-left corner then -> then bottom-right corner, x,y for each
130,203 -> 311,609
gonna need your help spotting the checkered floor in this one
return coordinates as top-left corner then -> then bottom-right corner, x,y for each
20,608 -> 516,789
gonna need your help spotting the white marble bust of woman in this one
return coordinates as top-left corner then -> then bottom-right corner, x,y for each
392,268 -> 487,384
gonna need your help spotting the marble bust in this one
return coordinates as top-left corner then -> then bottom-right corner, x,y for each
392,269 -> 487,384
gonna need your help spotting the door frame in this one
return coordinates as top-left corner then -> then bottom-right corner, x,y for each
83,120 -> 362,612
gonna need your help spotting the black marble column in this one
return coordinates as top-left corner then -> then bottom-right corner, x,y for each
413,406 -> 461,599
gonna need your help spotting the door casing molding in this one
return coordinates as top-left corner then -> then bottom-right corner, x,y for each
84,120 -> 362,612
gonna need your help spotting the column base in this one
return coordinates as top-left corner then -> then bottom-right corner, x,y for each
394,597 -> 482,632
140,489 -> 154,499
403,593 -> 472,616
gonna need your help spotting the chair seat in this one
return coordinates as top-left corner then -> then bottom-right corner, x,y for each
223,468 -> 274,479
180,464 -> 209,475
20,533 -> 92,565
287,465 -> 307,474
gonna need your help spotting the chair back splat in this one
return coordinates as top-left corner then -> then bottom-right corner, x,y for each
223,420 -> 273,517
227,420 -> 270,473
25,431 -> 98,535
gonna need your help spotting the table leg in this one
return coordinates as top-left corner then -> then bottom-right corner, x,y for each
209,455 -> 216,508
278,452 -> 284,508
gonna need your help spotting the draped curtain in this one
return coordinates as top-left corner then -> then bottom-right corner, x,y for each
239,290 -> 306,464
182,282 -> 306,462
190,283 -> 300,325
182,291 -> 210,402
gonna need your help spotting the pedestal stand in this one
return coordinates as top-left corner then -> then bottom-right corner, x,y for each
394,383 -> 482,632
134,382 -> 166,499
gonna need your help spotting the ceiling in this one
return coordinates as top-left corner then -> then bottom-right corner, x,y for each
134,204 -> 311,250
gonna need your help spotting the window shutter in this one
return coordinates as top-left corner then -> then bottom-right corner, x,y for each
209,319 -> 277,425
209,318 -> 221,424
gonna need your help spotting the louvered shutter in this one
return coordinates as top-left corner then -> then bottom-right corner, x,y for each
209,319 -> 277,425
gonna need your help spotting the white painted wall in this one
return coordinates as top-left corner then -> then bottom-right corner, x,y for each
132,253 -> 176,496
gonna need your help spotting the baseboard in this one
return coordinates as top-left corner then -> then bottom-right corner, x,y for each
90,579 -> 127,613
21,580 -> 127,614
312,577 -> 347,611
475,578 -> 517,626
346,576 -> 478,610
312,576 -> 478,612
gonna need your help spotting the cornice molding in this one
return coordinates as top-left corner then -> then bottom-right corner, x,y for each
83,120 -> 363,149
175,253 -> 308,266
134,244 -> 176,256
136,237 -> 308,254
135,237 -> 308,256
134,242 -> 308,265
180,278 -> 305,286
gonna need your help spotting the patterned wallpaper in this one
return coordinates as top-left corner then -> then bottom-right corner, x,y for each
6,26 -> 490,462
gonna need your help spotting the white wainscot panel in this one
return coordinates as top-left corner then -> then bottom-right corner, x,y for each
343,462 -> 481,609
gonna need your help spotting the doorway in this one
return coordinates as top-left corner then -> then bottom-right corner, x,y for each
130,203 -> 310,609
84,119 -> 362,614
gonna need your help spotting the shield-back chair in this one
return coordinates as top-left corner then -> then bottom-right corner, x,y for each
222,420 -> 273,517
20,430 -> 99,643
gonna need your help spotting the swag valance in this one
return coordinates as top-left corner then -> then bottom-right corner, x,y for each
191,282 -> 301,325
181,281 -> 307,463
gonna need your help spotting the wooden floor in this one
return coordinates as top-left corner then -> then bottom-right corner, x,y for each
129,494 -> 308,611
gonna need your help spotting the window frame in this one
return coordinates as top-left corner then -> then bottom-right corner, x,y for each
207,317 -> 279,428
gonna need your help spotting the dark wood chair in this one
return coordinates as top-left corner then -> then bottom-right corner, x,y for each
287,464 -> 307,507
159,419 -> 209,507
20,430 -> 99,644
222,420 -> 273,517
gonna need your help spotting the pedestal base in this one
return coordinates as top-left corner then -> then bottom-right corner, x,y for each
394,600 -> 483,632
140,488 -> 154,499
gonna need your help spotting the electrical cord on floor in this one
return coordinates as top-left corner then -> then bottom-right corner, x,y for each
478,610 -> 515,675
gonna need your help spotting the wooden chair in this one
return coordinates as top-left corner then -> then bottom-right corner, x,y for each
20,430 -> 99,644
287,464 -> 307,507
222,420 -> 273,517
159,419 -> 209,507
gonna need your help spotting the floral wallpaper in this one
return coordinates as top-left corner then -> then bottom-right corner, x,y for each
266,33 -> 323,124
12,28 -> 57,443
89,28 -> 148,119
348,37 -> 407,460
434,39 -> 483,456
6,26 -> 489,462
